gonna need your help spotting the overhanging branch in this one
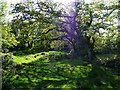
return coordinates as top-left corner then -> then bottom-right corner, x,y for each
42,27 -> 56,34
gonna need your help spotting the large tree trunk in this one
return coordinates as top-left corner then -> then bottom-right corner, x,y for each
71,34 -> 96,63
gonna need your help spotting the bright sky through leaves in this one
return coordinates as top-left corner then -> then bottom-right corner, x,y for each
5,0 -> 92,21
6,0 -> 92,5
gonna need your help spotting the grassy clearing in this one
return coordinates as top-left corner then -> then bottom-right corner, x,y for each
12,51 -> 67,64
12,53 -> 43,64
5,61 -> 119,89
3,51 -> 120,89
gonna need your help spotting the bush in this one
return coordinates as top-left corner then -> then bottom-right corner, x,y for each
13,51 -> 24,56
2,53 -> 22,89
48,53 -> 62,60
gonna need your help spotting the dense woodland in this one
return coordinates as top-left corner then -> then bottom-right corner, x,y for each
1,0 -> 120,89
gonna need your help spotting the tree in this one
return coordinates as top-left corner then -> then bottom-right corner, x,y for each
0,0 -> 19,51
0,0 -> 7,51
0,0 -> 7,23
10,0 -> 62,50
2,25 -> 19,50
47,0 -> 118,62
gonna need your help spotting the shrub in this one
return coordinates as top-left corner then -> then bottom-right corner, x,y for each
13,51 -> 24,56
48,53 -> 62,60
2,53 -> 22,89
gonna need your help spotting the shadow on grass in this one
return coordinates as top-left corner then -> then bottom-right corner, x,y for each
8,64 -> 72,89
3,53 -> 120,89
80,64 -> 120,89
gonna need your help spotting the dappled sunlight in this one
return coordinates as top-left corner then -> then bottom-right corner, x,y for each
2,50 -> 120,89
10,62 -> 92,88
1,0 -> 119,89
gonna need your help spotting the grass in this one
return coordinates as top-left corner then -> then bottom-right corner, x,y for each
59,57 -> 83,66
48,51 -> 66,54
12,50 -> 67,64
96,54 -> 117,61
12,53 -> 43,64
2,51 -> 120,89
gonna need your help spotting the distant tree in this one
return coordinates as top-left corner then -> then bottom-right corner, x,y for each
117,0 -> 120,59
0,0 -> 19,51
0,0 -> 7,23
2,25 -> 19,50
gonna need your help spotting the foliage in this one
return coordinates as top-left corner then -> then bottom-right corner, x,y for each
0,0 -> 7,23
2,25 -> 19,49
50,40 -> 68,50
2,0 -> 120,89
44,0 -> 118,62
0,0 -> 19,51
1,53 -> 21,89
10,0 -> 62,50
4,0 -> 118,57
96,54 -> 117,61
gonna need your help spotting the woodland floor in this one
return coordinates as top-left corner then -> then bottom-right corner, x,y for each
2,51 -> 120,89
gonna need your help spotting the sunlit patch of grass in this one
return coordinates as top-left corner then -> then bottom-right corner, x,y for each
12,51 -> 66,64
47,85 -> 54,88
61,84 -> 77,88
12,53 -> 44,64
47,83 -> 77,88
13,56 -> 40,64
42,77 -> 65,81
48,51 -> 66,54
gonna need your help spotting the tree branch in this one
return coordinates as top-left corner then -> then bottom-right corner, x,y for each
89,10 -> 93,26
58,15 -> 74,18
86,10 -> 93,27
104,8 -> 116,17
42,27 -> 56,34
